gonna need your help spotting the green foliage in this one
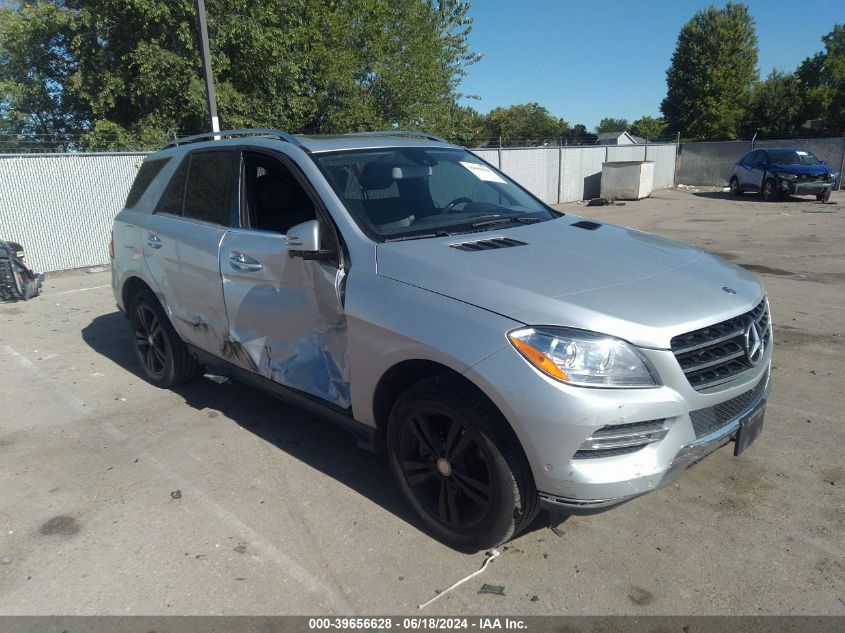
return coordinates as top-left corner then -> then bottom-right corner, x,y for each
483,102 -> 568,146
661,2 -> 758,140
795,24 -> 845,135
595,118 -> 629,134
629,116 -> 666,141
0,0 -> 480,150
564,123 -> 596,145
742,70 -> 803,137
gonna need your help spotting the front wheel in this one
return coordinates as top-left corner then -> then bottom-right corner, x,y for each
129,289 -> 199,387
729,176 -> 742,197
817,188 -> 831,203
761,178 -> 779,202
387,375 -> 539,551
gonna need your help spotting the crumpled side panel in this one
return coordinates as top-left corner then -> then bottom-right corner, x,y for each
221,245 -> 350,409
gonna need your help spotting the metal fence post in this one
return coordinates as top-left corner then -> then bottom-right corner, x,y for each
837,138 -> 845,190
557,145 -> 563,204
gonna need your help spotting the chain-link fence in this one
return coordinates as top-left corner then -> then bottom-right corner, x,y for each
0,144 -> 678,272
677,138 -> 845,187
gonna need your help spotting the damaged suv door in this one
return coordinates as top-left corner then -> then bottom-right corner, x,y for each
218,150 -> 350,408
145,149 -> 238,355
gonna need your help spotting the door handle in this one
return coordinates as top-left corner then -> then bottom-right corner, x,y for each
229,252 -> 263,272
146,233 -> 162,249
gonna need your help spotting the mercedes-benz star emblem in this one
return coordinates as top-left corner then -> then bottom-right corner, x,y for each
744,319 -> 764,365
722,286 -> 737,295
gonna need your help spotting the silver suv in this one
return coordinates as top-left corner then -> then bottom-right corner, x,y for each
111,129 -> 772,550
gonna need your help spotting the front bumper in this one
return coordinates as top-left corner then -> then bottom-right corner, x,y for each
463,334 -> 773,514
538,369 -> 770,513
780,178 -> 833,194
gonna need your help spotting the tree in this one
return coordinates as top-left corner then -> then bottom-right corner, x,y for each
483,102 -> 568,146
595,117 -> 629,134
629,115 -> 666,141
661,2 -> 758,140
742,70 -> 803,137
564,123 -> 596,145
795,24 -> 845,135
0,2 -> 91,151
0,0 -> 481,150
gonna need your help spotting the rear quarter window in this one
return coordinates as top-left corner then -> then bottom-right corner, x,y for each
125,157 -> 170,208
183,151 -> 238,225
155,156 -> 189,215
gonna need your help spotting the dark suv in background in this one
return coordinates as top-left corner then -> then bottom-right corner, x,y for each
729,147 -> 836,202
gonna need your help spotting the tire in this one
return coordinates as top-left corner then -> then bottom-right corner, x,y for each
729,177 -> 742,197
129,289 -> 200,387
761,178 -> 779,202
817,189 -> 831,203
386,375 -> 539,551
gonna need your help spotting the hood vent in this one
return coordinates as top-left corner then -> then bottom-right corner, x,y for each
450,237 -> 528,252
571,220 -> 602,231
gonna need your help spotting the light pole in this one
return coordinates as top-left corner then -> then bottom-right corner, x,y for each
195,0 -> 219,134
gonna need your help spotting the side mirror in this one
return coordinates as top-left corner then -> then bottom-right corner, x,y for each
286,219 -> 333,261
820,160 -> 828,166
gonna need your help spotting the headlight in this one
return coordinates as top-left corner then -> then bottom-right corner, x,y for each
776,172 -> 797,180
508,327 -> 658,388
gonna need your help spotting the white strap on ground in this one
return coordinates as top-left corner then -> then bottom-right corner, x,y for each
418,548 -> 500,609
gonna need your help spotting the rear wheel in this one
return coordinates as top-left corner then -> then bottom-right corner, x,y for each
729,177 -> 742,197
129,289 -> 199,387
387,375 -> 538,551
761,178 -> 779,202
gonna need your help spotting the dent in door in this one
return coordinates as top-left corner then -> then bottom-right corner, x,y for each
224,262 -> 351,408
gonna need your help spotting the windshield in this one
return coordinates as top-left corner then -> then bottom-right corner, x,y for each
768,150 -> 821,166
314,147 -> 557,240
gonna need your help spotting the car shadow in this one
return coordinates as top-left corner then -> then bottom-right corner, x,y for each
81,311 -> 561,551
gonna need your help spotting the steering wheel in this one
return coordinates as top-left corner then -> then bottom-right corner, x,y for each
443,197 -> 473,213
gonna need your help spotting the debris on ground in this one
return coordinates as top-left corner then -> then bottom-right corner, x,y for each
613,201 -> 627,206
478,584 -> 505,596
418,549 -> 500,609
587,197 -> 609,206
233,543 -> 247,554
550,525 -> 565,538
0,555 -> 12,564
530,595 -> 539,602
802,207 -> 839,213
85,266 -> 109,274
170,489 -> 182,500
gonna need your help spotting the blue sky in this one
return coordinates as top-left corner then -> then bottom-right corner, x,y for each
458,0 -> 840,131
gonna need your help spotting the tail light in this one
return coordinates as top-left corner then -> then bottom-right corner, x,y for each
108,231 -> 115,259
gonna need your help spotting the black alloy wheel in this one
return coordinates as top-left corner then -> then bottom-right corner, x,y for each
133,303 -> 168,380
398,407 -> 493,531
129,289 -> 199,387
387,375 -> 538,550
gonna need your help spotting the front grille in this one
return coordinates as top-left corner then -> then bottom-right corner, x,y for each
689,371 -> 768,438
671,298 -> 770,390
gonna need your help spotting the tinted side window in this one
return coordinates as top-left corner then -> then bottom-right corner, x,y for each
126,158 -> 170,208
156,156 -> 189,215
184,151 -> 237,225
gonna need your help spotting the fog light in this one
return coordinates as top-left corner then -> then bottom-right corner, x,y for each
574,419 -> 669,459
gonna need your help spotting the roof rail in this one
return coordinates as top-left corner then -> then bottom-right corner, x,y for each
342,130 -> 450,144
165,128 -> 305,149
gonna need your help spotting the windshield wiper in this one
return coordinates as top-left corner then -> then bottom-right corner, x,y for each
471,216 -> 544,228
383,230 -> 451,242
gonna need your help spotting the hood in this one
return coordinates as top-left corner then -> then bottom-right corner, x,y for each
770,162 -> 830,176
376,215 -> 765,349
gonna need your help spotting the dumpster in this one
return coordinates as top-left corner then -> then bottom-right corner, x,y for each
600,161 -> 655,200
